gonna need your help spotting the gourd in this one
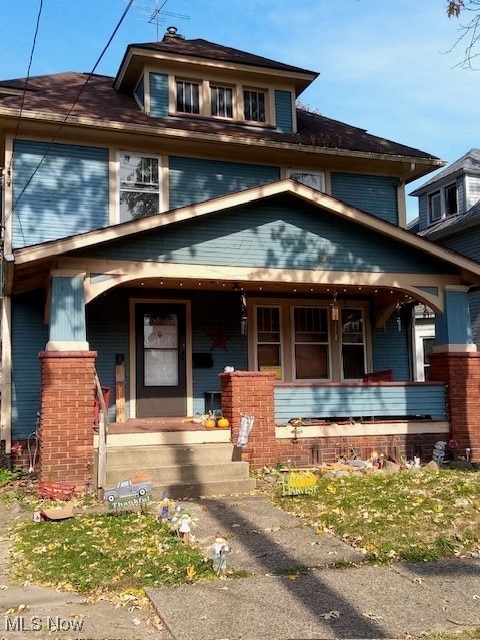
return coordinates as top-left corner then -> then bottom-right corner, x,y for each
217,417 -> 230,429
204,417 -> 217,429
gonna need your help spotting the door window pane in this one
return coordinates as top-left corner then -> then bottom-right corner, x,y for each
293,307 -> 329,379
341,309 -> 365,379
143,314 -> 178,386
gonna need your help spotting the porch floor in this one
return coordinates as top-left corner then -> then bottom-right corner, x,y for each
105,417 -> 209,434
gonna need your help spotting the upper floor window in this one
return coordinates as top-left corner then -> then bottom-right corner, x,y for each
287,170 -> 325,193
118,153 -> 161,222
176,80 -> 200,114
211,85 -> 233,118
244,89 -> 266,123
428,183 -> 457,224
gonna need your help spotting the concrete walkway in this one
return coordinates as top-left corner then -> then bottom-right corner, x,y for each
148,494 -> 480,640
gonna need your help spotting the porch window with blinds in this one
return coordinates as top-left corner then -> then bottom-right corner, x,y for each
293,307 -> 329,380
118,153 -> 160,222
256,306 -> 282,379
341,308 -> 366,380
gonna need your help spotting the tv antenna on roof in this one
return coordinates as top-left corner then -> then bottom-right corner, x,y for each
128,0 -> 190,41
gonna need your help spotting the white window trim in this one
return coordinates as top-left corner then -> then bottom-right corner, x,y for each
115,151 -> 163,224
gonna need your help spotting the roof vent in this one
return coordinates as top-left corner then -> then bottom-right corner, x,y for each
163,26 -> 185,41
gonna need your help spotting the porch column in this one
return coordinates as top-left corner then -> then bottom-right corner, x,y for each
219,371 -> 276,468
38,275 -> 96,486
430,286 -> 480,461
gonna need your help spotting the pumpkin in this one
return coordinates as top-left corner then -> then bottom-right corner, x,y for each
204,418 -> 217,429
217,417 -> 230,429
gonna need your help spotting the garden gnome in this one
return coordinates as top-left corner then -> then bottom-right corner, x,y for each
211,533 -> 229,575
178,511 -> 193,541
160,492 -> 172,521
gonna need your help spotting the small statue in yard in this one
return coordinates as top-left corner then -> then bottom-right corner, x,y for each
210,533 -> 230,576
160,492 -> 172,521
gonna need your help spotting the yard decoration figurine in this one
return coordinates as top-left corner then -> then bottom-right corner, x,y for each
211,533 -> 230,576
160,492 -> 172,520
171,506 -> 195,541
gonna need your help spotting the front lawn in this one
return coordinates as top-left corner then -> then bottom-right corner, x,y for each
10,511 -> 214,595
274,468 -> 480,563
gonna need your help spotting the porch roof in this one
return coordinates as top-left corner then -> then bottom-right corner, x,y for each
11,179 -> 480,285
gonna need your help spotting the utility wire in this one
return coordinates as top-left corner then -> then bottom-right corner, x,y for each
4,0 -> 134,239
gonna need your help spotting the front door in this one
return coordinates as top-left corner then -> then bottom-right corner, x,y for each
135,303 -> 187,417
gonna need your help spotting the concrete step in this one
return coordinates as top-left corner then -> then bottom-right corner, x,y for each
106,443 -> 236,468
150,477 -> 257,499
105,461 -> 251,485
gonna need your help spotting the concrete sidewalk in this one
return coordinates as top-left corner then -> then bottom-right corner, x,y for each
148,495 -> 480,640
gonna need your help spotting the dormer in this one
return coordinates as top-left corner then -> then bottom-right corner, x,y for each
412,148 -> 480,233
113,27 -> 318,134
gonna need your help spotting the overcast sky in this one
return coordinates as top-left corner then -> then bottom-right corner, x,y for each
1,0 -> 478,219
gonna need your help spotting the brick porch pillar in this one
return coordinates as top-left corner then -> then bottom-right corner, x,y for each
38,350 -> 97,486
219,371 -> 276,468
429,352 -> 480,461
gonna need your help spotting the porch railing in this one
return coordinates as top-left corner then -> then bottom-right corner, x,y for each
274,382 -> 447,424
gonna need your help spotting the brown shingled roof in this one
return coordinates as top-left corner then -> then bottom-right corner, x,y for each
0,71 -> 437,161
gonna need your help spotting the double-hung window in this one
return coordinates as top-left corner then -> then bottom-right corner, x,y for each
118,153 -> 161,222
293,307 -> 329,380
244,89 -> 266,123
211,85 -> 233,118
256,306 -> 282,378
341,308 -> 366,380
176,80 -> 200,114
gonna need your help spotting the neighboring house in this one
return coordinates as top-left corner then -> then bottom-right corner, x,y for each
410,149 -> 480,379
1,27 -> 480,491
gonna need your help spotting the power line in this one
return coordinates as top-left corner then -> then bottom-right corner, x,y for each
4,0 -> 135,242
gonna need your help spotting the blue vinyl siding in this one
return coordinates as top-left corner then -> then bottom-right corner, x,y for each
12,140 -> 109,248
418,195 -> 428,231
87,289 -> 131,422
469,290 -> 480,347
11,291 -> 49,439
134,75 -> 145,107
372,313 -> 411,381
331,173 -> 399,224
440,227 -> 480,262
83,196 -> 454,275
169,157 -> 280,209
275,90 -> 293,133
274,383 -> 446,423
435,289 -> 472,346
50,277 -> 86,342
149,72 -> 169,118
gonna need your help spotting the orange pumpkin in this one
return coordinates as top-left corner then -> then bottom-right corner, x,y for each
204,418 -> 217,429
217,417 -> 230,429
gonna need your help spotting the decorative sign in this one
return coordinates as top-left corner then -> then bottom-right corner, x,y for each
281,471 -> 317,496
107,494 -> 152,511
103,476 -> 153,510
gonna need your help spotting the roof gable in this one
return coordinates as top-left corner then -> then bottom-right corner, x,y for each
13,179 -> 480,282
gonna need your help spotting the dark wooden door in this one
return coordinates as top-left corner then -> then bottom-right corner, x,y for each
135,303 -> 187,417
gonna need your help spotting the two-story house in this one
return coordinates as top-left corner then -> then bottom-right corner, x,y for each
411,149 -> 480,369
2,28 -> 480,494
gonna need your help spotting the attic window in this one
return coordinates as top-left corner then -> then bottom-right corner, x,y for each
176,80 -> 200,114
244,89 -> 266,123
211,85 -> 233,118
428,183 -> 457,225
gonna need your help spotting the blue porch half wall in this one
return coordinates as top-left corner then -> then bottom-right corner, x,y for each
12,140 -> 109,249
11,290 -> 48,439
79,194 -> 455,275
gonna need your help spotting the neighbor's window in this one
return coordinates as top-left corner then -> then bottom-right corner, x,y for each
211,85 -> 233,118
428,191 -> 442,223
118,153 -> 160,222
176,80 -> 200,114
341,308 -> 365,380
244,89 -> 266,122
293,307 -> 329,380
445,183 -> 458,216
256,306 -> 282,378
287,170 -> 325,193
